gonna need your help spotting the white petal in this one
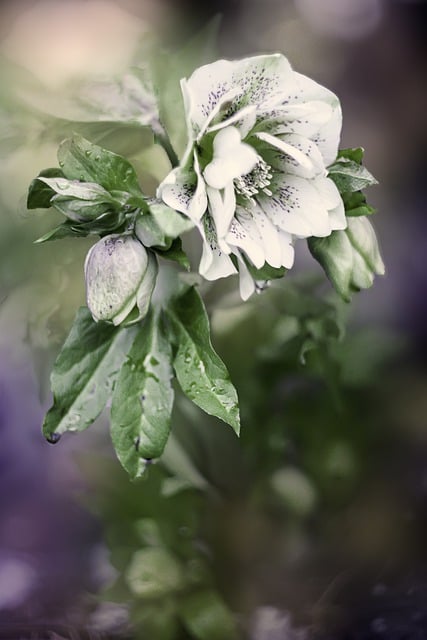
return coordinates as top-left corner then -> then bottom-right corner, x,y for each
293,72 -> 342,166
255,131 -> 314,172
235,252 -> 256,301
259,133 -> 325,180
242,204 -> 283,268
204,126 -> 258,190
199,214 -> 237,280
313,176 -> 342,209
258,175 -> 332,238
226,217 -> 265,268
207,182 -> 236,239
207,104 -> 257,139
158,151 -> 207,221
184,54 -> 294,138
328,199 -> 347,231
277,230 -> 295,268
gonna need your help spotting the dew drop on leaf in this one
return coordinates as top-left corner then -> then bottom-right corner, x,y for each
46,432 -> 61,445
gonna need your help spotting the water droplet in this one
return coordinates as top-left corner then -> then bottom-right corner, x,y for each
95,155 -> 101,161
85,150 -> 91,157
59,161 -> 64,168
184,352 -> 192,364
68,413 -> 80,426
134,437 -> 140,451
46,432 -> 61,445
79,174 -> 85,181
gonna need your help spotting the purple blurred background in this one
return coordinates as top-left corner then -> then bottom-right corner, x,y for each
0,0 -> 426,637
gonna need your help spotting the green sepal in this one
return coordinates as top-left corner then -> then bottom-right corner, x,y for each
166,287 -> 240,434
337,147 -> 365,164
27,167 -> 65,210
246,262 -> 286,281
135,200 -> 194,249
157,238 -> 191,271
42,307 -> 138,442
110,310 -> 174,478
341,191 -> 376,217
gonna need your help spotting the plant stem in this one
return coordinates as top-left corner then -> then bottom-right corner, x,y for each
153,123 -> 179,168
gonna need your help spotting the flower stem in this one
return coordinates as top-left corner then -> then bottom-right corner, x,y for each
153,123 -> 179,168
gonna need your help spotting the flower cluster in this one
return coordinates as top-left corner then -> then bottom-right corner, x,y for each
158,54 -> 346,299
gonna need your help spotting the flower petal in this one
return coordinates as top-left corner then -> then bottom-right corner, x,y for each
204,126 -> 259,190
259,175 -> 332,238
207,182 -> 236,239
158,151 -> 207,221
244,205 -> 282,269
207,104 -> 257,139
254,131 -> 314,173
184,54 -> 294,137
293,72 -> 342,166
199,214 -> 237,280
226,216 -> 265,268
258,133 -> 326,180
277,230 -> 295,268
235,252 -> 256,301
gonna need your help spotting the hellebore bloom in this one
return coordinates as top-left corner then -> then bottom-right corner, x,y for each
85,234 -> 157,325
158,54 -> 346,299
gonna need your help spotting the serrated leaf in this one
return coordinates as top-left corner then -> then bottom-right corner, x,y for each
328,160 -> 378,193
177,590 -> 237,640
58,134 -> 144,201
110,311 -> 174,477
38,176 -> 118,221
43,307 -> 137,440
27,167 -> 65,210
166,287 -> 240,434
34,221 -> 90,243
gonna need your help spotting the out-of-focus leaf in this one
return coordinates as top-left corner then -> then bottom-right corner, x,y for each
178,590 -> 237,640
125,547 -> 183,598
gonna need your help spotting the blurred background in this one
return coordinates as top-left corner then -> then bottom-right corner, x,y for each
0,1 -> 426,638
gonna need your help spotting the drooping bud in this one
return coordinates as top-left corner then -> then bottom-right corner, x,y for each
84,233 -> 158,326
308,217 -> 385,301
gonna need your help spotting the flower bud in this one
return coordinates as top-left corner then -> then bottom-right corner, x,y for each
308,216 -> 384,301
84,233 -> 158,326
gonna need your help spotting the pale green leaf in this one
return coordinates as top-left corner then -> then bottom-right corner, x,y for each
110,311 -> 174,477
166,287 -> 240,434
43,307 -> 137,441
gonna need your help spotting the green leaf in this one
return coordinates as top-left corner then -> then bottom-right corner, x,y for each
337,147 -> 365,164
246,262 -> 286,281
39,176 -> 119,221
34,221 -> 90,243
178,590 -> 237,640
110,311 -> 174,477
166,287 -> 240,434
58,134 -> 144,201
308,233 -> 355,302
125,547 -> 183,599
135,200 -> 194,249
158,238 -> 191,270
342,191 -> 376,217
328,160 -> 378,193
27,167 -> 65,210
43,307 -> 137,441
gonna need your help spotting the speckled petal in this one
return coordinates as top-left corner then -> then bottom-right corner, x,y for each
158,152 -> 207,221
199,214 -> 238,280
226,216 -> 265,268
259,133 -> 325,180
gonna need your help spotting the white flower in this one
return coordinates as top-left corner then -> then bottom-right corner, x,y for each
157,54 -> 346,299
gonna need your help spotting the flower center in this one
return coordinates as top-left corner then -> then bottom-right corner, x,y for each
234,156 -> 273,203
